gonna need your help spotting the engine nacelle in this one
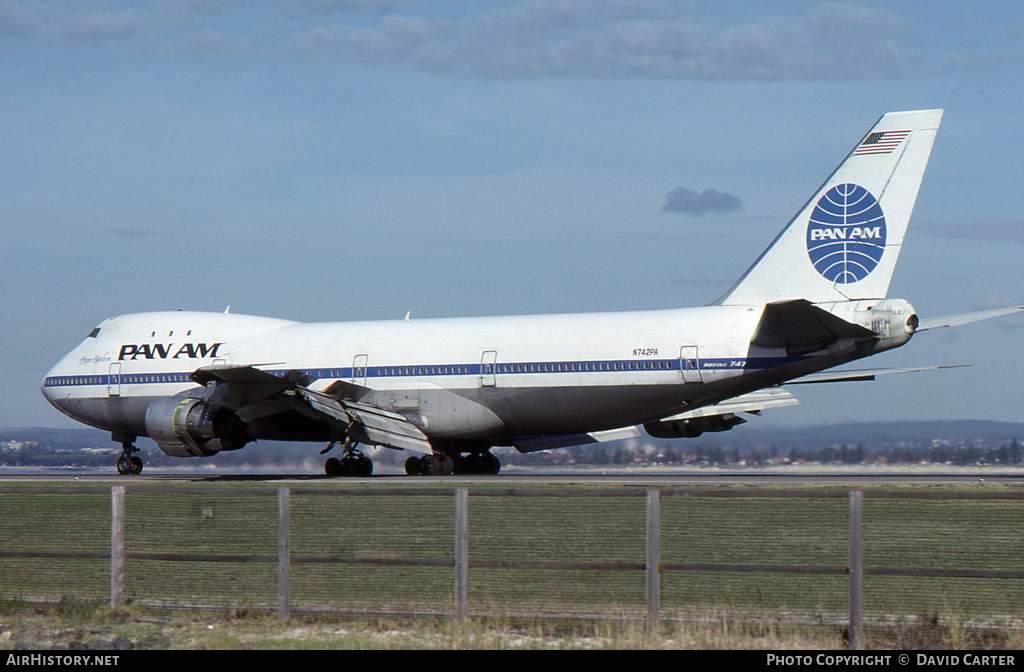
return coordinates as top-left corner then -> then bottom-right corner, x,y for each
644,413 -> 746,439
145,396 -> 251,458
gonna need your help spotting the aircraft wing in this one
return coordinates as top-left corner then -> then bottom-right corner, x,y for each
634,362 -> 964,440
787,365 -> 968,384
512,389 -> 799,453
190,364 -> 432,454
917,306 -> 1024,331
654,364 -> 959,424
658,388 -> 800,421
510,426 -> 642,454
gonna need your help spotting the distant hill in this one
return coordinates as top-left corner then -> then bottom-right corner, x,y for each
729,420 -> 1024,448
2,420 -> 1022,468
0,427 -> 112,450
4,420 -> 1024,451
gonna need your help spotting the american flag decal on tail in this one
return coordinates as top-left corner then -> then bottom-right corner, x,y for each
853,129 -> 911,155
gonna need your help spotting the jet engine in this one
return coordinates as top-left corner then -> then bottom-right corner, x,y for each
145,396 -> 251,458
643,413 -> 746,439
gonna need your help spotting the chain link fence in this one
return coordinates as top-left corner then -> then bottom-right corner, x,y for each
2,483 -> 1023,645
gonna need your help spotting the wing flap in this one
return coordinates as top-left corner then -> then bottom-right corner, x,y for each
343,400 -> 433,453
297,389 -> 432,454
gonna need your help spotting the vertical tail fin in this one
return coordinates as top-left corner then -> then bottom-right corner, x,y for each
716,109 -> 943,306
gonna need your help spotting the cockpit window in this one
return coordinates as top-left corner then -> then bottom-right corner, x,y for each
87,327 -> 101,338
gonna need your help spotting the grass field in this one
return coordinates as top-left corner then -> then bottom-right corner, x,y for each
2,480 -> 1024,648
2,597 -> 1022,650
0,597 -> 848,650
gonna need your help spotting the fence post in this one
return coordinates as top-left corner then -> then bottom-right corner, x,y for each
278,487 -> 290,621
110,486 -> 124,609
848,490 -> 863,650
646,489 -> 661,637
454,487 -> 468,623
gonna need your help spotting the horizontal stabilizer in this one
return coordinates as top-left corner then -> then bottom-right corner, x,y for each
918,306 -> 1024,331
751,299 -> 874,354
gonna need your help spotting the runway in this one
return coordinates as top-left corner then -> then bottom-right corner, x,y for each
2,466 -> 1023,487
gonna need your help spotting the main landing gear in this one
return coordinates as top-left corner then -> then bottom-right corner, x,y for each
323,439 -> 373,478
405,451 -> 501,476
114,434 -> 143,476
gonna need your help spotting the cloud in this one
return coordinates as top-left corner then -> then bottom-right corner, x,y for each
0,1 -> 935,81
105,228 -> 171,238
286,1 -> 925,79
280,0 -> 419,14
662,186 -> 742,216
978,293 -> 1024,331
921,218 -> 1024,241
62,9 -> 144,42
0,1 -> 38,35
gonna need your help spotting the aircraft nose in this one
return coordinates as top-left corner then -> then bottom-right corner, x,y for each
42,363 -> 60,404
41,356 -> 73,408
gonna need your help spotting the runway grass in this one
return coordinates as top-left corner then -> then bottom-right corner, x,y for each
2,481 -> 1024,625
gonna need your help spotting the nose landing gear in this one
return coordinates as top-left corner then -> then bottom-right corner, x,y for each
114,434 -> 143,475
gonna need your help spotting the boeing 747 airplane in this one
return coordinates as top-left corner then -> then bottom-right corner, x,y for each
41,109 -> 1023,476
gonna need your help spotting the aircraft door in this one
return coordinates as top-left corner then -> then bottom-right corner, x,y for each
108,363 -> 121,397
680,346 -> 702,383
352,354 -> 368,386
480,350 -> 497,387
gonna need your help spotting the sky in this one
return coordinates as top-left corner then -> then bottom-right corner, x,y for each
2,0 -> 1023,432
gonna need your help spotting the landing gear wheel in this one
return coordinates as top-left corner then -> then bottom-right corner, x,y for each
405,453 -> 456,476
115,435 -> 140,476
324,441 -> 373,478
460,452 -> 501,475
352,455 -> 373,477
419,454 -> 442,476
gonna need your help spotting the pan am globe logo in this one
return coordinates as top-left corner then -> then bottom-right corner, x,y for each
806,183 -> 886,284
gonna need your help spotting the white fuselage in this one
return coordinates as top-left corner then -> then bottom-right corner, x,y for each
42,303 -> 900,450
